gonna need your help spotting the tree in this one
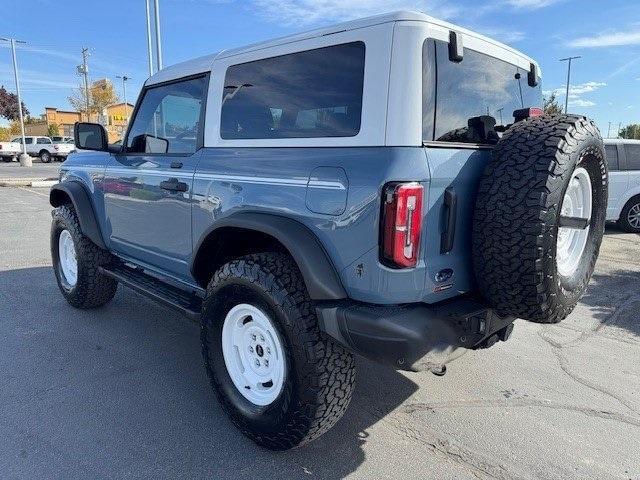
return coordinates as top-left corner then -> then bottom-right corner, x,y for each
0,85 -> 29,121
543,91 -> 563,115
619,124 -> 640,140
68,79 -> 119,117
47,123 -> 60,137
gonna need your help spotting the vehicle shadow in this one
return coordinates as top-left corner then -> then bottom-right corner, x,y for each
0,266 -> 419,480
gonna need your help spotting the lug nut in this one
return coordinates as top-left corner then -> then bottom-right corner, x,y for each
266,347 -> 271,355
264,359 -> 269,367
260,335 -> 265,342
251,334 -> 256,341
255,359 -> 260,367
248,346 -> 253,353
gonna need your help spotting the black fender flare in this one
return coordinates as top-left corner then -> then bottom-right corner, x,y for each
49,181 -> 106,249
192,212 -> 347,301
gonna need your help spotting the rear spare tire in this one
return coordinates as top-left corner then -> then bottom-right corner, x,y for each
472,115 -> 607,324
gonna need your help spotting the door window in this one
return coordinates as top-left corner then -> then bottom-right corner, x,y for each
220,42 -> 365,139
624,144 -> 640,171
126,75 -> 207,154
37,137 -> 51,144
604,145 -> 619,171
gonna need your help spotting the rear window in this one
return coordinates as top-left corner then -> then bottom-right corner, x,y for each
423,40 -> 542,144
605,145 -> 619,171
625,144 -> 640,171
220,42 -> 365,139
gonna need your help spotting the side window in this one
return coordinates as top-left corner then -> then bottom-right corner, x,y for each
126,75 -> 207,154
424,40 -> 542,144
625,144 -> 640,171
37,137 -> 51,144
25,137 -> 33,144
604,145 -> 619,171
220,42 -> 365,139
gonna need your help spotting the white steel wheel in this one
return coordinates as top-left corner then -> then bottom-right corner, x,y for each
556,167 -> 592,277
221,304 -> 286,406
58,229 -> 78,287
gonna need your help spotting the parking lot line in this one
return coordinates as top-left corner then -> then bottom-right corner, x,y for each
17,186 -> 50,198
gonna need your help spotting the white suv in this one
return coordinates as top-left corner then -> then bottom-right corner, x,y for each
605,139 -> 640,232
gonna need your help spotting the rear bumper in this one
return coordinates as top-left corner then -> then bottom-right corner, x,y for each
316,296 -> 515,372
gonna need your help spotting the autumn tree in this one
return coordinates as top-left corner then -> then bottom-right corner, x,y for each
619,124 -> 640,140
0,85 -> 29,121
68,79 -> 119,118
543,91 -> 563,115
48,123 -> 60,137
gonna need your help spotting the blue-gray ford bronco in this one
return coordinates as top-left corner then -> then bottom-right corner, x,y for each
49,12 -> 608,450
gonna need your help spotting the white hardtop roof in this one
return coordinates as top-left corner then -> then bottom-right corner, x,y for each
604,138 -> 640,144
146,10 -> 539,85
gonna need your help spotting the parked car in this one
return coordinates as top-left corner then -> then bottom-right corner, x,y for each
10,135 -> 58,163
0,140 -> 21,162
48,11 -> 607,450
52,136 -> 73,143
605,138 -> 640,232
51,141 -> 76,162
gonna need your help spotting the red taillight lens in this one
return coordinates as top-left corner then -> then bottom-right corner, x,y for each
382,182 -> 423,268
528,107 -> 544,117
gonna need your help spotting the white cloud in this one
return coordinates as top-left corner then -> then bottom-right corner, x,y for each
568,29 -> 640,48
505,0 -> 561,9
476,27 -> 525,43
569,99 -> 596,107
251,0 -> 458,26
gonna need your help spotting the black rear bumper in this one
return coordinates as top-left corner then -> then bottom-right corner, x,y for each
316,297 -> 514,372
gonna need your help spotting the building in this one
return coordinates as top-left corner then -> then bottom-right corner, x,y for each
43,102 -> 133,142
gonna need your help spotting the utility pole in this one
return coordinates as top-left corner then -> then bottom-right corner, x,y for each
618,122 -> 622,139
153,0 -> 163,71
607,122 -> 612,138
145,0 -> 154,76
116,75 -> 130,120
77,48 -> 91,121
559,56 -> 581,114
1,37 -> 30,166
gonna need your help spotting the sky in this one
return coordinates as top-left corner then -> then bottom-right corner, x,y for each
1,0 -> 638,137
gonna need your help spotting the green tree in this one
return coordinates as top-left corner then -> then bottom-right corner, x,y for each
47,123 -> 60,137
543,91 -> 563,115
619,124 -> 640,140
0,85 -> 29,121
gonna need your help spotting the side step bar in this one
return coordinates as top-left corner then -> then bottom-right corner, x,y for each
99,263 -> 202,320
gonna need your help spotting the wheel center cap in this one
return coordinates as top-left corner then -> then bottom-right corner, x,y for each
255,344 -> 264,357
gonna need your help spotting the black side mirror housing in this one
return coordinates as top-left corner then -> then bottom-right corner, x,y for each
74,122 -> 108,151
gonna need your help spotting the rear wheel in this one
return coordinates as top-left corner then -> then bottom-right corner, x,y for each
473,115 -> 608,324
39,150 -> 51,163
201,252 -> 355,450
618,196 -> 640,233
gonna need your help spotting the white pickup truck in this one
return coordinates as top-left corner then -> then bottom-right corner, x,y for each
0,140 -> 21,162
10,135 -> 74,162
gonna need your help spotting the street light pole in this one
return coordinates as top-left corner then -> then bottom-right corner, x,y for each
559,56 -> 581,114
1,37 -> 30,166
153,0 -> 163,71
116,75 -> 130,120
145,0 -> 154,76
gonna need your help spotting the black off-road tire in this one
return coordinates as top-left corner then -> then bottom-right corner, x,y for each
618,195 -> 640,233
51,204 -> 118,308
200,252 -> 355,450
473,115 -> 607,323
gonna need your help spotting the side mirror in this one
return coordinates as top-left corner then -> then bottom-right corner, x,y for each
74,122 -> 108,151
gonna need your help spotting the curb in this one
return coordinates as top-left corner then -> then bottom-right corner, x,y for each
0,178 -> 57,188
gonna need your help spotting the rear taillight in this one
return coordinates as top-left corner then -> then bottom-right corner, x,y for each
381,182 -> 423,268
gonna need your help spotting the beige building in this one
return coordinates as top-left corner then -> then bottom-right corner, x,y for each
43,102 -> 134,142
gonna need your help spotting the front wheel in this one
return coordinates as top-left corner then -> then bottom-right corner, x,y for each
51,205 -> 118,308
618,195 -> 640,233
201,253 -> 355,450
39,150 -> 52,163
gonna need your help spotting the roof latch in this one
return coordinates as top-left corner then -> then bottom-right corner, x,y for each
528,62 -> 539,87
448,31 -> 463,62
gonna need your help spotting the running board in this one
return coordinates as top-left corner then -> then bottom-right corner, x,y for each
99,263 -> 202,320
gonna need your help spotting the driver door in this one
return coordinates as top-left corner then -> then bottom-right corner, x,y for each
103,74 -> 209,279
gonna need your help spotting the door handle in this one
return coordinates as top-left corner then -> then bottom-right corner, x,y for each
160,178 -> 188,192
170,161 -> 183,169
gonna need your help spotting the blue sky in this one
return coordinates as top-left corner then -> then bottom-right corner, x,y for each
1,0 -> 638,136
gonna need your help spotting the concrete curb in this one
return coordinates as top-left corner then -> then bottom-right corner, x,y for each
0,178 -> 57,188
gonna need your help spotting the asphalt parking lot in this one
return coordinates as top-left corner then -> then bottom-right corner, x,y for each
1,186 -> 639,480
